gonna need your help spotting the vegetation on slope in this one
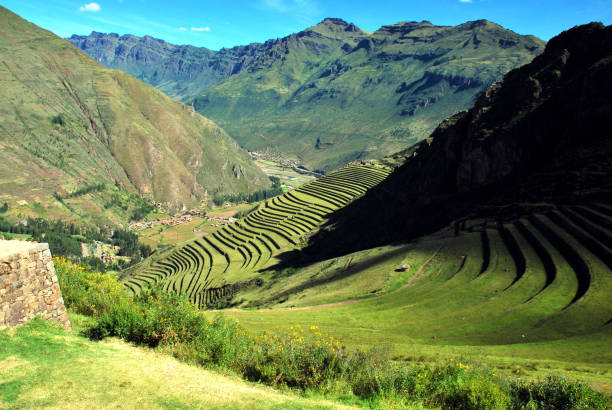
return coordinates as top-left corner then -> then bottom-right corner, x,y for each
122,164 -> 392,308
0,215 -> 151,269
0,6 -> 268,226
191,18 -> 544,170
227,217 -> 612,386
18,257 -> 606,409
0,318 -> 349,409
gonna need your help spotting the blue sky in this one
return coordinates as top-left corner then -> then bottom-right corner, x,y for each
2,0 -> 611,50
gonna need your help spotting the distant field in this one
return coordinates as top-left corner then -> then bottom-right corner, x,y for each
0,232 -> 30,241
137,204 -> 257,249
206,203 -> 254,218
254,161 -> 316,189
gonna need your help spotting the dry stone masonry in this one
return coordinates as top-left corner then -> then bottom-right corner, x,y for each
0,241 -> 71,330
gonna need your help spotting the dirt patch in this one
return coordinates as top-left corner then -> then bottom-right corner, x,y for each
208,210 -> 237,218
0,356 -> 28,372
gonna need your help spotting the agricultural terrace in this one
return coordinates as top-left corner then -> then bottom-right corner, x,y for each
122,164 -> 391,307
227,204 -> 612,389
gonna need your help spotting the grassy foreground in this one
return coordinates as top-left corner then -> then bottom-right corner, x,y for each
0,317 -> 349,409
4,258 -> 605,409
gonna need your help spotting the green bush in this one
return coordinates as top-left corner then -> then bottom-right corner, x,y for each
509,376 -> 611,410
236,325 -> 347,389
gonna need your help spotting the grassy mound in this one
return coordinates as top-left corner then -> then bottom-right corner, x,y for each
0,318 -> 351,409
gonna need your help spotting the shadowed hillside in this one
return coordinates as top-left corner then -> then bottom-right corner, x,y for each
302,22 -> 612,260
0,6 -> 268,224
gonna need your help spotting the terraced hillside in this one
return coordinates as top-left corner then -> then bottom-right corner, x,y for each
122,164 -> 391,307
218,24 -> 612,389
223,204 -> 612,389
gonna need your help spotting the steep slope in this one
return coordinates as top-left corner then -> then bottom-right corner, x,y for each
69,19 -> 544,171
192,18 -> 544,170
302,22 -> 612,260
0,7 -> 267,224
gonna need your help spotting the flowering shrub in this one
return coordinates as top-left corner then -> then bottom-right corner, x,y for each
236,325 -> 347,389
54,256 -> 125,316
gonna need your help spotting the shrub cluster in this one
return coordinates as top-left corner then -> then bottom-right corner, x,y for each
55,258 -> 612,409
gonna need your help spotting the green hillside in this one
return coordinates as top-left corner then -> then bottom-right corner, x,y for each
0,317 -> 350,409
226,215 -> 612,390
191,19 -> 544,170
0,6 -> 268,226
122,23 -> 612,396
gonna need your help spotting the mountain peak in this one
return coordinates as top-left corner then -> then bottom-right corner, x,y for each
458,19 -> 503,30
308,17 -> 363,35
319,17 -> 350,26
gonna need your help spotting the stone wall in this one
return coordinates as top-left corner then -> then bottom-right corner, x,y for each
0,241 -> 71,330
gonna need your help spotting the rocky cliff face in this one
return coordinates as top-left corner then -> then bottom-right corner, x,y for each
68,32 -> 274,100
303,22 -> 612,259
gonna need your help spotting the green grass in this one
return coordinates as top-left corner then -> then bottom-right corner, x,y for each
125,163 -> 612,396
43,259 -> 609,408
0,317 -> 353,409
223,222 -> 612,393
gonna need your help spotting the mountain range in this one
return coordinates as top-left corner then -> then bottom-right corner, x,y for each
0,6 -> 267,226
302,22 -> 612,260
69,18 -> 545,170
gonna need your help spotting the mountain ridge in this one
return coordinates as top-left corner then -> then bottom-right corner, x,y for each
69,18 -> 545,170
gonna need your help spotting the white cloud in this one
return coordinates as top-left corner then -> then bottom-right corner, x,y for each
259,0 -> 319,16
178,27 -> 187,31
191,27 -> 211,32
79,2 -> 101,12
459,0 -> 473,3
